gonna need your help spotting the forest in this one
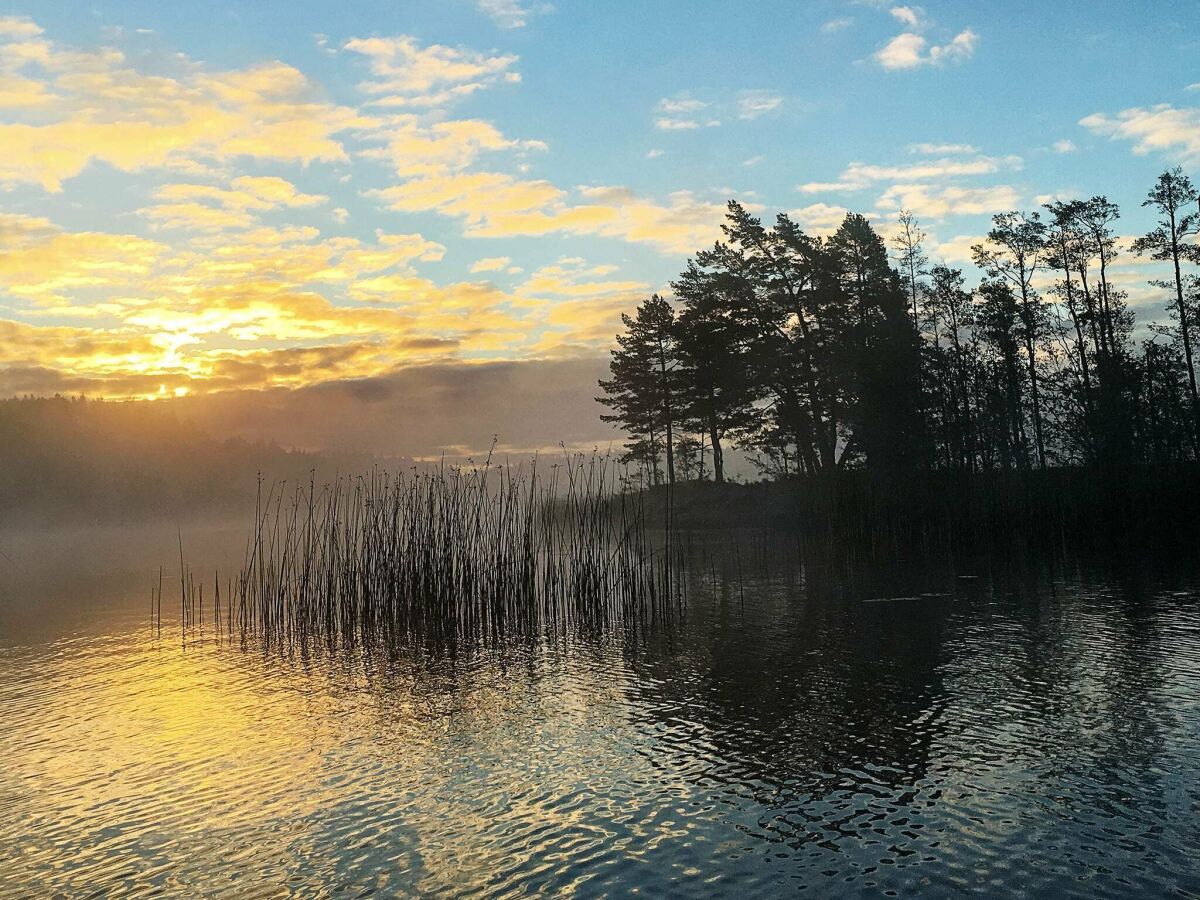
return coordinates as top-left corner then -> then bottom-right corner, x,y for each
598,168 -> 1200,486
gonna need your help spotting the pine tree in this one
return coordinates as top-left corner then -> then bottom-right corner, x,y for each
597,295 -> 681,485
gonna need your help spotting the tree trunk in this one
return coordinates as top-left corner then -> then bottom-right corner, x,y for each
1059,260 -> 1095,459
709,421 -> 725,484
1006,353 -> 1029,469
664,419 -> 675,485
1169,211 -> 1200,441
1019,281 -> 1047,468
657,348 -> 676,486
649,428 -> 660,487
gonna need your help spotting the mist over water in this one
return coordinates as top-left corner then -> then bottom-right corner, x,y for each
2,524 -> 1198,898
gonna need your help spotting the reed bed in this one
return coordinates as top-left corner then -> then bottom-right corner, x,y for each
161,454 -> 683,649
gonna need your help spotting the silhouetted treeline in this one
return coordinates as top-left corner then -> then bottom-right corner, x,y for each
0,396 -> 385,525
599,168 -> 1200,484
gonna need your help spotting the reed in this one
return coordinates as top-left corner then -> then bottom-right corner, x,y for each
166,453 -> 683,649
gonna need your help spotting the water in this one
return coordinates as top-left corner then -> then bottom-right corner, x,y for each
1,526 -> 1199,898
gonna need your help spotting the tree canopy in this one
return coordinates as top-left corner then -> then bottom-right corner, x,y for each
600,169 -> 1200,484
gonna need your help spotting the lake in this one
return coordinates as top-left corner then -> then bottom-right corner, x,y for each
1,524 -> 1198,898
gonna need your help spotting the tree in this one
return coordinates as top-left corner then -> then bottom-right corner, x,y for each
1132,167 -> 1200,443
891,209 -> 929,337
973,211 -> 1050,467
1043,200 -> 1095,441
597,295 -> 681,485
1074,197 -> 1124,362
928,264 -> 977,470
599,182 -> 1200,483
680,202 -> 851,475
975,280 -> 1030,469
1135,338 -> 1194,464
830,214 -> 926,474
674,434 -> 707,481
671,280 -> 760,484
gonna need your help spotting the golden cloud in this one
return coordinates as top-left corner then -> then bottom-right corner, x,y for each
372,174 -> 726,254
0,29 -> 368,190
343,35 -> 520,107
0,23 -> 707,400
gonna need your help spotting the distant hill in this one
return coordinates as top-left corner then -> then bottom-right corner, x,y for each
0,396 -> 398,526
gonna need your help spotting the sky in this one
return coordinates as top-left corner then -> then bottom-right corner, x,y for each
0,1 -> 1197,456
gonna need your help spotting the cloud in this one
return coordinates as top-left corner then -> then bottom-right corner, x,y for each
875,33 -> 927,69
797,153 -> 1021,193
362,115 -> 546,177
874,183 -> 1019,219
226,176 -> 328,209
519,257 -> 648,298
0,327 -> 465,399
0,20 -> 687,405
0,213 -> 168,305
737,90 -> 783,120
821,18 -> 854,33
0,319 -> 163,380
0,16 -> 42,38
0,191 -> 673,400
927,233 -> 982,265
512,259 -> 656,355
370,171 -> 564,220
646,148 -> 664,159
788,203 -> 851,234
476,0 -> 552,29
141,175 -> 329,231
530,296 -> 646,355
141,202 -> 259,233
929,29 -> 978,64
371,175 -> 729,254
0,72 -> 55,108
908,142 -> 978,155
655,117 -> 702,131
658,96 -> 708,115
653,95 -> 718,131
0,30 -> 366,191
0,18 -> 790,405
875,28 -> 977,70
470,256 -> 511,273
655,91 -> 782,129
1052,139 -> 1078,154
0,207 -> 540,395
343,34 -> 520,107
889,6 -> 923,29
793,143 -> 1020,225
1080,103 -> 1200,164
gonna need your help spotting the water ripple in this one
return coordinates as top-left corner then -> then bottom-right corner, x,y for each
1,564 -> 1199,897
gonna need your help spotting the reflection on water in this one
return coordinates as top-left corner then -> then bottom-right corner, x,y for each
1,528 -> 1199,898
